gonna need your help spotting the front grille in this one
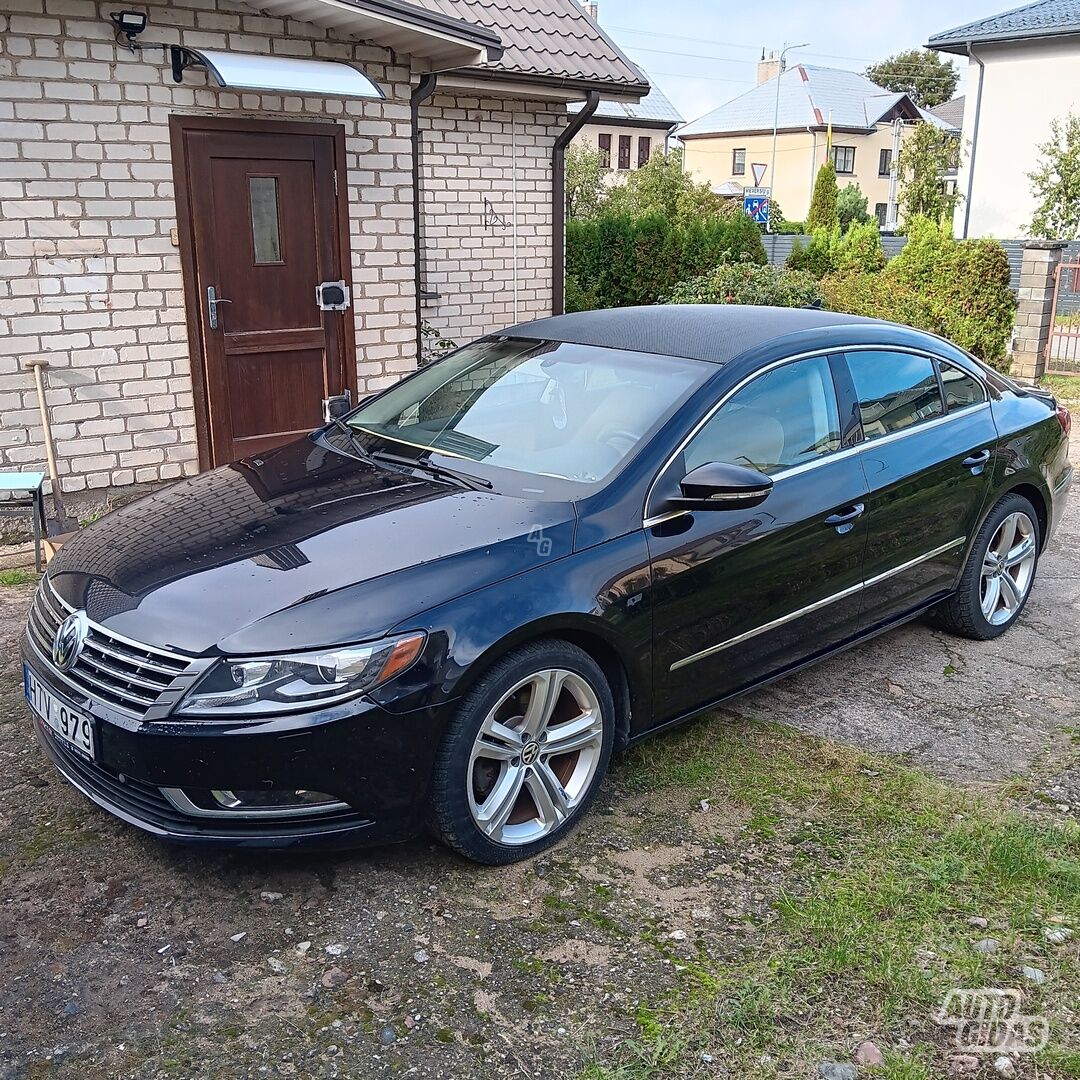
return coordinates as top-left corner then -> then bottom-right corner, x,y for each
27,577 -> 193,717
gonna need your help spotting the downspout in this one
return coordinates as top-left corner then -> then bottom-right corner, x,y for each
962,43 -> 985,240
411,73 -> 437,362
552,89 -> 600,316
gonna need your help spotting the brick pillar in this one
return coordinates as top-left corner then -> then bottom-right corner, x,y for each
1012,240 -> 1068,381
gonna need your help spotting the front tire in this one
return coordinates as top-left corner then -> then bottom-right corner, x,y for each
430,640 -> 614,865
934,493 -> 1041,640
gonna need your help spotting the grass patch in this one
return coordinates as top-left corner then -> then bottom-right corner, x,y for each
587,719 -> 1080,1078
1041,373 -> 1080,405
0,568 -> 38,586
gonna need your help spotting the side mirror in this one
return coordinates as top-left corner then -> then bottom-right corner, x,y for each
676,461 -> 773,509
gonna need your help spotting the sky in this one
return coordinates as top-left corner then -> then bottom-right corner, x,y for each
595,0 -> 999,124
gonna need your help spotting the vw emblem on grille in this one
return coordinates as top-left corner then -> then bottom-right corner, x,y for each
53,611 -> 89,672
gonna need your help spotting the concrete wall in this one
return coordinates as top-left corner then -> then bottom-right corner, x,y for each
954,39 -> 1080,239
682,124 -> 902,224
0,0 -> 564,492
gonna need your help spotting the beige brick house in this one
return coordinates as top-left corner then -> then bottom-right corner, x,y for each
0,0 -> 646,492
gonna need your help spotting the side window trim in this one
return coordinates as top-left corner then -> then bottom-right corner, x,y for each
828,352 -> 863,448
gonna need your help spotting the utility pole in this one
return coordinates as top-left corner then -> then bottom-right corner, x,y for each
766,41 -> 808,234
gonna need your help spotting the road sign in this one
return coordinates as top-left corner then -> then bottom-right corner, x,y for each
742,186 -> 770,225
751,162 -> 767,185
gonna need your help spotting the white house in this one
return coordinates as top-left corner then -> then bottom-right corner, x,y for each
569,65 -> 682,181
928,0 -> 1080,238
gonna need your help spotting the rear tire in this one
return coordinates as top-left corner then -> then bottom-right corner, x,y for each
933,493 -> 1041,640
430,640 -> 614,865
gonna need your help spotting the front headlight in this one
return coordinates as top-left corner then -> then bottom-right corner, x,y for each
176,632 -> 426,718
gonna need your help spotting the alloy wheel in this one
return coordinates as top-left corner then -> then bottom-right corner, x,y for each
466,668 -> 604,846
980,511 -> 1037,626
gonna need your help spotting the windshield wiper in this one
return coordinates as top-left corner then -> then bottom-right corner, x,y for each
370,450 -> 493,491
324,417 -> 375,462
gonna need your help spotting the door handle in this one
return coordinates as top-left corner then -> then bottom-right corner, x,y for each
962,449 -> 991,470
824,503 -> 865,531
206,285 -> 232,331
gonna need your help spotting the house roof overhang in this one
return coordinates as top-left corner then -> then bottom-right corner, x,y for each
250,0 -> 504,71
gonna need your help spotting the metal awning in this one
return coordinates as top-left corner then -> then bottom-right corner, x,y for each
170,47 -> 385,97
249,0 -> 503,72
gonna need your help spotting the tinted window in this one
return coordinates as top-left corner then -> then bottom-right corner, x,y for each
684,355 -> 841,475
938,361 -> 985,411
846,351 -> 943,439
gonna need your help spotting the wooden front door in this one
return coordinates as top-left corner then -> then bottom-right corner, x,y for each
172,118 -> 354,467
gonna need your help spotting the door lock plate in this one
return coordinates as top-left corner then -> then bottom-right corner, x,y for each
316,280 -> 351,312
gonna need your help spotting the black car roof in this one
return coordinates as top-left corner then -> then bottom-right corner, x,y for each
499,305 -> 889,364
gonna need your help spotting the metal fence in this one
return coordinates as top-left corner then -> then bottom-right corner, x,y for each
1046,262 -> 1080,376
762,235 -> 1080,294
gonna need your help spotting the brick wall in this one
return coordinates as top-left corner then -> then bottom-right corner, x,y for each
418,91 -> 562,348
0,0 -> 565,493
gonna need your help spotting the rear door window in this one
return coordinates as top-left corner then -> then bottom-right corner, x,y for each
845,351 -> 943,439
937,360 -> 986,411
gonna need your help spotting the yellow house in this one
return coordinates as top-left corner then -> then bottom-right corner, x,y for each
678,58 -> 957,227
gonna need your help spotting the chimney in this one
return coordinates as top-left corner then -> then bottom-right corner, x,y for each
757,49 -> 781,85
583,1 -> 598,18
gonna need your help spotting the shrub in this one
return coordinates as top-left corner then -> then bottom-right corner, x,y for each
820,270 -> 940,330
786,227 -> 840,278
833,219 -> 886,273
665,260 -> 823,308
837,183 -> 872,232
821,218 -> 1015,369
566,211 -> 766,310
807,161 -> 839,231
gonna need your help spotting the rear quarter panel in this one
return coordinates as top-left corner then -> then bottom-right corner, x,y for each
988,392 -> 1071,543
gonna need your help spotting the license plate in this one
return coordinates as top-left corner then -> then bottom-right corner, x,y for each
24,663 -> 95,759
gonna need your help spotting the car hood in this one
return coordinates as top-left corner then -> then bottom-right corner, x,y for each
48,438 -> 575,655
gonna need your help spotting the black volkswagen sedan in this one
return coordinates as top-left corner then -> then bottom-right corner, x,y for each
23,307 -> 1073,863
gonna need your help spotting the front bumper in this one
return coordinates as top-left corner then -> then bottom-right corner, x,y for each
23,639 -> 453,850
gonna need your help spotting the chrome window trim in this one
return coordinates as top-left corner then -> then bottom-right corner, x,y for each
669,535 -> 968,671
643,343 -> 993,524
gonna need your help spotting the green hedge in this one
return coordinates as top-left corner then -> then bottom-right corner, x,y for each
566,211 -> 766,311
665,261 -> 822,308
821,217 -> 1016,370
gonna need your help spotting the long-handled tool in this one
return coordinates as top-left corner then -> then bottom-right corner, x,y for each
24,359 -> 78,535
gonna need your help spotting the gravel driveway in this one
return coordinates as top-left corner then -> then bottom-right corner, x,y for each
1,443 -> 1076,1080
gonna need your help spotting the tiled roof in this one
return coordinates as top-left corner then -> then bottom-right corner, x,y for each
568,66 -> 682,125
678,65 -> 934,138
928,0 -> 1080,52
929,95 -> 965,133
411,0 -> 649,92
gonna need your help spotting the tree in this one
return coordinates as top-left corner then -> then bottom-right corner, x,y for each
565,143 -> 606,220
807,161 -> 838,232
864,49 -> 958,109
896,122 -> 963,226
604,148 -> 724,223
836,183 -> 871,232
1028,112 -> 1080,240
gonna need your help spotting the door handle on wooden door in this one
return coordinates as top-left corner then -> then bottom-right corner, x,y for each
206,285 -> 232,330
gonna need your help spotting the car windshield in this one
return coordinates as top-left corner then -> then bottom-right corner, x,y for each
341,338 -> 710,489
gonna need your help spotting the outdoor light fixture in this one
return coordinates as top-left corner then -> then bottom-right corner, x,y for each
110,10 -> 148,42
